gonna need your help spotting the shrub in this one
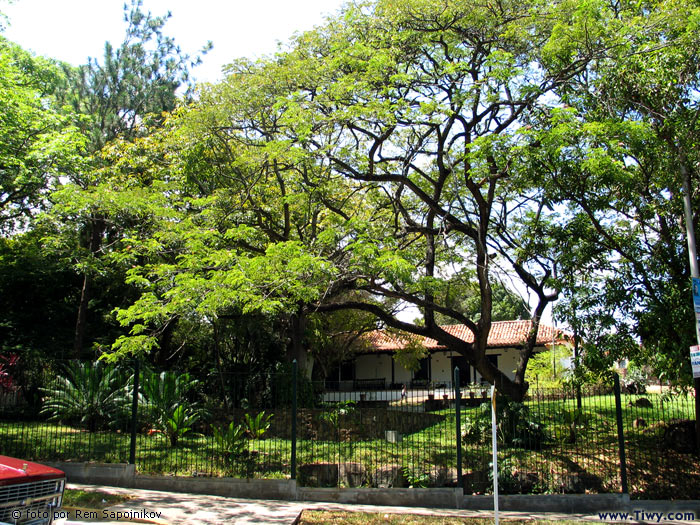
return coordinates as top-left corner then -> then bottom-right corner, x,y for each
496,398 -> 547,450
460,398 -> 547,450
243,411 -> 273,440
40,361 -> 130,432
213,421 -> 246,463
139,369 -> 203,446
462,413 -> 491,444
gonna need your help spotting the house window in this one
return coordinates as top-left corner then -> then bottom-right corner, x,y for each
325,360 -> 355,390
451,356 -> 470,386
340,360 -> 354,381
413,356 -> 431,381
487,354 -> 498,369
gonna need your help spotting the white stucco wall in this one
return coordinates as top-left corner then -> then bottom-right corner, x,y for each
354,354 -> 391,381
431,351 -> 453,384
354,353 -> 413,385
354,347 -> 525,386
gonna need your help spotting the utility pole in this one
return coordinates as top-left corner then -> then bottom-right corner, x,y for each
680,164 -> 700,450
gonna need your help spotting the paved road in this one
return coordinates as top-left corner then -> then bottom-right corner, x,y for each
58,483 -> 700,524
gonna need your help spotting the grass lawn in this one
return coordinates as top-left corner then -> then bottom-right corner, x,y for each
63,488 -> 131,508
1,390 -> 697,499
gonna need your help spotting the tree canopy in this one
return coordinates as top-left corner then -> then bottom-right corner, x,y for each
0,36 -> 84,231
0,0 -> 698,398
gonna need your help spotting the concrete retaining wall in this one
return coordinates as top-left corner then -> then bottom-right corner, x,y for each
48,462 -> 294,500
47,462 -> 135,487
297,487 -> 462,508
131,475 -> 295,500
462,494 -> 628,513
48,462 -> 700,514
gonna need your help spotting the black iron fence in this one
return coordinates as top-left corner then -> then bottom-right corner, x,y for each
0,359 -> 698,499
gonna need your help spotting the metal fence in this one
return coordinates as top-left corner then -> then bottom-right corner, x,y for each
0,359 -> 698,499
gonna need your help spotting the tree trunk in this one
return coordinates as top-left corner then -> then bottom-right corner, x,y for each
73,217 -> 105,358
289,311 -> 313,379
73,273 -> 91,358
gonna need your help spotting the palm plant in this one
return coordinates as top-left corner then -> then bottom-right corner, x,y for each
139,369 -> 202,446
213,422 -> 246,460
243,411 -> 272,440
40,361 -> 131,432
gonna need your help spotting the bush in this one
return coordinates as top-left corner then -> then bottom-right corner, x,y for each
213,420 -> 247,470
139,369 -> 203,446
244,411 -> 272,439
460,398 -> 547,450
462,413 -> 490,444
40,361 -> 131,432
496,398 -> 547,450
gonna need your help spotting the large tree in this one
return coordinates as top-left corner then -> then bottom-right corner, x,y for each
46,0 -> 209,357
524,0 -> 700,385
94,0 -> 612,400
0,36 -> 84,232
264,0 -> 605,399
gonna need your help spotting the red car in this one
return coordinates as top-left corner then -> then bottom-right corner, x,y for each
0,456 -> 65,525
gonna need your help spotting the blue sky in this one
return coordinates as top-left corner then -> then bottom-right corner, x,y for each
2,0 -> 346,84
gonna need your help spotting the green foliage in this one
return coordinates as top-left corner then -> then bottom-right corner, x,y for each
243,411 -> 272,440
488,457 -> 522,494
0,233 -> 80,360
435,275 -> 530,325
40,361 -> 130,432
139,369 -> 202,446
402,467 -> 430,489
320,400 -> 356,431
461,398 -> 547,450
560,408 -> 590,444
213,421 -> 246,462
2,0 -> 696,394
0,36 -> 84,231
163,405 -> 199,447
497,398 -> 547,450
392,337 -> 428,373
461,412 -> 491,444
541,0 -> 700,386
271,361 -> 317,408
58,0 -> 209,151
78,0 -> 591,399
525,345 -> 573,388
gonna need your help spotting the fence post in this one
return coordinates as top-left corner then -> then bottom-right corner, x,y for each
129,358 -> 140,465
454,367 -> 462,486
291,359 -> 298,480
613,373 -> 629,495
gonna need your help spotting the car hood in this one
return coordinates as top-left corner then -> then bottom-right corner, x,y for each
0,455 -> 65,486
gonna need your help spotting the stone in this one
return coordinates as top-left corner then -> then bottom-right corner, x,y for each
339,462 -> 366,487
297,463 -> 339,487
371,464 -> 406,488
632,417 -> 647,429
628,397 -> 652,408
662,419 -> 698,454
511,471 -> 541,493
428,466 -> 458,486
555,472 -> 603,493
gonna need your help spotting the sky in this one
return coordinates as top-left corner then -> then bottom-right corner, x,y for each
1,0 -> 347,84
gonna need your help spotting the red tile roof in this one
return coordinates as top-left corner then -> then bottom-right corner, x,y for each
364,320 -> 566,353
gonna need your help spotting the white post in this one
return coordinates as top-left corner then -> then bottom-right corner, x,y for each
681,164 -> 700,450
491,385 -> 499,525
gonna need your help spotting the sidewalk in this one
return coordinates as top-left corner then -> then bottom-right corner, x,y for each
65,483 -> 700,524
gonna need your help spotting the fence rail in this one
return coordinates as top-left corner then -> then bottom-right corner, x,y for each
0,359 -> 698,499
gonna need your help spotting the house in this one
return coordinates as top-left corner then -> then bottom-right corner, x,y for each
325,320 -> 567,391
